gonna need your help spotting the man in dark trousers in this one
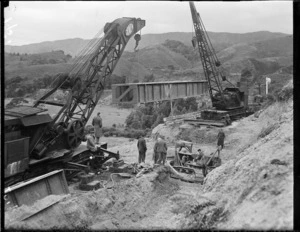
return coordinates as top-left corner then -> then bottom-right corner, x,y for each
92,112 -> 102,144
137,136 -> 147,163
217,128 -> 225,157
154,136 -> 168,165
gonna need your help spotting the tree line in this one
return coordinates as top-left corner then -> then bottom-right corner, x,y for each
5,73 -> 136,98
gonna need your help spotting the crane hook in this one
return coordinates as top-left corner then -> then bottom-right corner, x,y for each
134,34 -> 141,52
192,36 -> 197,48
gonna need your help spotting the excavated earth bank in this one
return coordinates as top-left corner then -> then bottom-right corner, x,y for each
5,166 -> 205,230
5,81 -> 293,230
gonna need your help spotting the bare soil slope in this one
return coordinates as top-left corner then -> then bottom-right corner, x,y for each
5,81 -> 293,230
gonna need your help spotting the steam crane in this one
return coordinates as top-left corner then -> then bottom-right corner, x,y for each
5,17 -> 145,186
189,2 -> 249,121
32,18 -> 145,157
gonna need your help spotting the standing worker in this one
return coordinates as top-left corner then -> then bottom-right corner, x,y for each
137,135 -> 147,163
154,136 -> 168,165
92,112 -> 102,144
217,128 -> 225,157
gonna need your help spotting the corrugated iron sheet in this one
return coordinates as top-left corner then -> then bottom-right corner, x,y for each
5,106 -> 47,118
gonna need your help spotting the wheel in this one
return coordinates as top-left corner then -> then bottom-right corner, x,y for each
65,120 -> 84,149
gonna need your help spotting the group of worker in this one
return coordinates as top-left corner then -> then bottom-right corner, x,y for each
137,128 -> 225,165
85,112 -> 226,167
137,135 -> 168,165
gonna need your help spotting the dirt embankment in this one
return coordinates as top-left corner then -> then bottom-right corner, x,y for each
180,97 -> 293,228
5,81 -> 293,230
5,166 -> 204,230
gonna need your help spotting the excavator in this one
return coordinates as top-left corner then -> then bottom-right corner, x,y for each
189,1 -> 253,123
4,17 -> 145,187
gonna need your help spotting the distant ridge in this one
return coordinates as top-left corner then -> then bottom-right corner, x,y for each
5,31 -> 290,57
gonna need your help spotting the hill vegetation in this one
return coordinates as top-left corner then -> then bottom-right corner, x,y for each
4,31 -> 292,99
5,31 -> 289,56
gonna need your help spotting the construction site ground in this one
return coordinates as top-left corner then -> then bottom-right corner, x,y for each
5,89 -> 293,230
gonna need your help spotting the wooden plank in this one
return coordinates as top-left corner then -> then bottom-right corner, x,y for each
184,119 -> 225,127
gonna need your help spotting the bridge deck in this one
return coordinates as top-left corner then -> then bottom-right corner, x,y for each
112,80 -> 208,104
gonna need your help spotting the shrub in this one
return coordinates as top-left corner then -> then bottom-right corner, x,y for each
181,107 -> 187,115
172,106 -> 181,116
130,120 -> 143,130
152,113 -> 165,128
276,81 -> 293,101
157,101 -> 171,117
125,97 -> 199,131
143,74 -> 155,82
119,102 -> 135,109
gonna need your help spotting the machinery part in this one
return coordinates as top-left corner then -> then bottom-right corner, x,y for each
5,170 -> 69,210
189,2 -> 244,111
167,162 -> 200,183
65,120 -> 85,149
5,17 -> 144,187
134,33 -> 141,51
53,122 -> 68,135
172,166 -> 196,175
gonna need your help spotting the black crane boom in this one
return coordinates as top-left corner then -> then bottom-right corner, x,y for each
189,2 -> 244,111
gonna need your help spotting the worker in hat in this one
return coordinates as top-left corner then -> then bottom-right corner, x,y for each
217,129 -> 225,157
92,112 -> 103,144
154,136 -> 168,165
137,135 -> 147,163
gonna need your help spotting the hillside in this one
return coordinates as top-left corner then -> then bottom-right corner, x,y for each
5,51 -> 73,80
113,57 -> 151,82
4,32 -> 293,99
5,31 -> 289,56
5,38 -> 89,57
150,80 -> 293,230
202,82 -> 293,229
218,35 -> 293,63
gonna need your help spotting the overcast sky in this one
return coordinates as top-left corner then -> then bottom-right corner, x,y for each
4,1 -> 293,46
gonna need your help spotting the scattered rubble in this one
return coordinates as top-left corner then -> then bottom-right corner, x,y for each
5,83 -> 293,230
